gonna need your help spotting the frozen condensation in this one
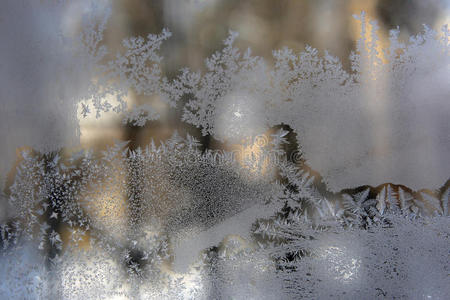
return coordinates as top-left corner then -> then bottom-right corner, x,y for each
0,1 -> 449,299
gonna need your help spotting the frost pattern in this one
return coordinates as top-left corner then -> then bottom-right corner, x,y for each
1,131 -> 449,298
177,13 -> 450,191
0,1 -> 178,188
2,2 -> 448,191
0,1 -> 449,299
